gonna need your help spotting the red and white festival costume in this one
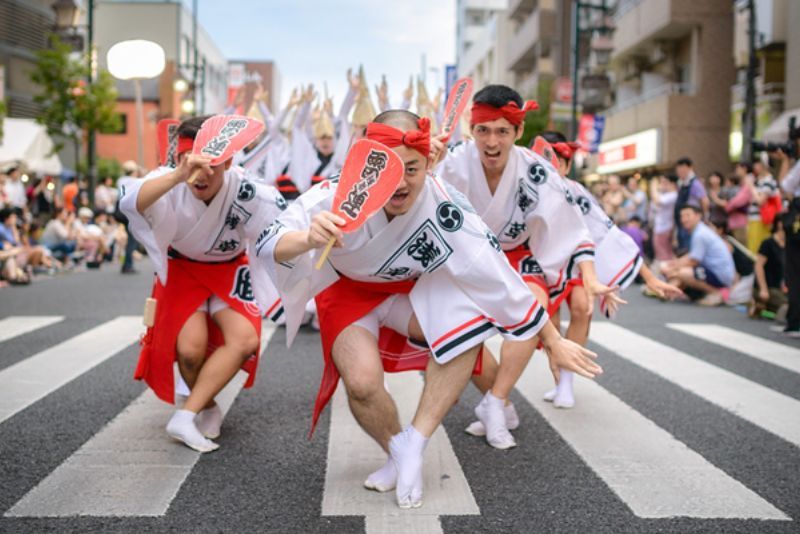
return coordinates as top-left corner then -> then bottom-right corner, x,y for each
565,178 -> 643,317
119,166 -> 286,403
252,175 -> 549,433
436,142 -> 595,314
233,100 -> 292,186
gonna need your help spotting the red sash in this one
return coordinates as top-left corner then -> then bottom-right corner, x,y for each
135,254 -> 262,403
311,276 -> 482,436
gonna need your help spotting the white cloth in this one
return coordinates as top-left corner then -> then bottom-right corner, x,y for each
254,175 -> 548,363
4,179 -> 26,209
652,190 -> 677,234
436,142 -> 595,295
781,159 -> 800,197
119,165 -> 286,315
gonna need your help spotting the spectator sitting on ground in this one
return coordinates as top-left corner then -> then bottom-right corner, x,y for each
649,174 -> 678,262
0,208 -> 55,272
40,207 -> 78,260
74,207 -> 107,267
0,209 -> 30,285
661,204 -> 736,306
752,218 -> 787,317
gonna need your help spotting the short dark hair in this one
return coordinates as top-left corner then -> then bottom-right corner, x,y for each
676,157 -> 693,167
628,215 -> 643,224
0,207 -> 14,223
709,171 -> 724,181
680,203 -> 703,215
372,109 -> 421,131
473,84 -> 524,110
736,161 -> 752,173
177,115 -> 212,140
539,130 -> 568,145
666,173 -> 679,184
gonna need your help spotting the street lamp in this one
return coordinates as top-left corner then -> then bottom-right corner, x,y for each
52,0 -> 81,32
107,40 -> 166,167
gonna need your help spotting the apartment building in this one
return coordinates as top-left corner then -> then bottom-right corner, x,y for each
596,0 -> 735,176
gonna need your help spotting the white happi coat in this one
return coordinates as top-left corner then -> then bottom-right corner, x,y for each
565,179 -> 642,291
119,165 -> 286,317
252,174 -> 548,363
436,142 -> 595,298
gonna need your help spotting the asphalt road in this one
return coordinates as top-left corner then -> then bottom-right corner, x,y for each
0,261 -> 798,533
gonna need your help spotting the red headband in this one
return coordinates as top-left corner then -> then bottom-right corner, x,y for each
470,100 -> 539,127
365,117 -> 431,158
551,141 -> 581,161
177,136 -> 194,155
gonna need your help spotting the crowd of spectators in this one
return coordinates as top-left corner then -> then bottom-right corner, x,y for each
589,148 -> 799,337
0,160 -> 143,288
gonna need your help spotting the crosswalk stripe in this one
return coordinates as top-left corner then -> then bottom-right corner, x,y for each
0,316 -> 64,344
5,324 -> 276,517
589,322 -> 800,448
666,324 -> 800,375
488,334 -> 789,520
322,372 -> 480,534
0,316 -> 142,425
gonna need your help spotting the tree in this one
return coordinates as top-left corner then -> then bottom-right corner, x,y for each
517,78 -> 553,148
29,35 -> 120,168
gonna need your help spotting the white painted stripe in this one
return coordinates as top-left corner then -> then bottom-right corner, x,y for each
667,323 -> 800,375
0,316 -> 142,424
0,316 -> 64,344
487,335 -> 789,520
322,372 -> 479,534
589,322 -> 800,448
5,324 -> 276,517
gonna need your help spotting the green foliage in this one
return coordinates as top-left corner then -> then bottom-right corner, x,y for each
517,78 -> 553,148
29,34 -> 121,154
0,98 -> 6,139
97,157 -> 122,181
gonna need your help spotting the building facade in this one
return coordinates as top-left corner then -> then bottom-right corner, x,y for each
93,0 -> 229,169
596,0 -> 735,177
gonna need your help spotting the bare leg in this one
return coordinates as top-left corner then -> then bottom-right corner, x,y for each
176,312 -> 209,389
183,308 -> 259,413
549,286 -> 592,408
489,281 -> 548,400
332,325 -> 401,452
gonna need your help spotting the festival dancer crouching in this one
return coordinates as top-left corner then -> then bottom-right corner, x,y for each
254,109 -> 602,509
119,115 -> 286,452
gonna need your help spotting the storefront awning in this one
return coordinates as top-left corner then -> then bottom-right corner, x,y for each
0,118 -> 63,175
762,107 -> 800,143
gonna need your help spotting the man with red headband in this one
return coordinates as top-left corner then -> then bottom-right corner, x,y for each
119,115 -> 286,453
431,85 -> 623,450
532,131 -> 683,409
254,110 -> 601,509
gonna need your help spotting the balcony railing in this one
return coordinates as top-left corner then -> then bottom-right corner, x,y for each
605,82 -> 693,115
613,0 -> 644,21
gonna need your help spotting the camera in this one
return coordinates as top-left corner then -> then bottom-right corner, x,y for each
751,116 -> 799,158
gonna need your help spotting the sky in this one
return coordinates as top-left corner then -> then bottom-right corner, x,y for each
195,0 -> 456,110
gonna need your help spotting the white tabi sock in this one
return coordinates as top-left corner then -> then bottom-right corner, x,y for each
166,409 -> 219,453
389,425 -> 428,509
195,404 -> 223,439
542,386 -> 557,402
464,402 -> 520,436
474,391 -> 516,449
553,370 -> 575,408
364,457 -> 397,492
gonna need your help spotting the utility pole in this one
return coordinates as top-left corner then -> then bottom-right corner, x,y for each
86,0 -> 96,208
192,0 -> 199,115
741,0 -> 758,163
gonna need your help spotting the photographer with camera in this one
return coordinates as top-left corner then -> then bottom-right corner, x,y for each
773,119 -> 800,338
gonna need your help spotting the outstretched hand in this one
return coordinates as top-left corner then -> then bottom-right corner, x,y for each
545,337 -> 602,383
585,280 -> 627,316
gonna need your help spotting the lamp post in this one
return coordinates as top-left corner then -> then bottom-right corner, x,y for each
52,0 -> 97,206
107,40 -> 166,167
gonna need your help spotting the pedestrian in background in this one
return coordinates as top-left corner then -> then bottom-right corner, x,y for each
650,174 -> 678,261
